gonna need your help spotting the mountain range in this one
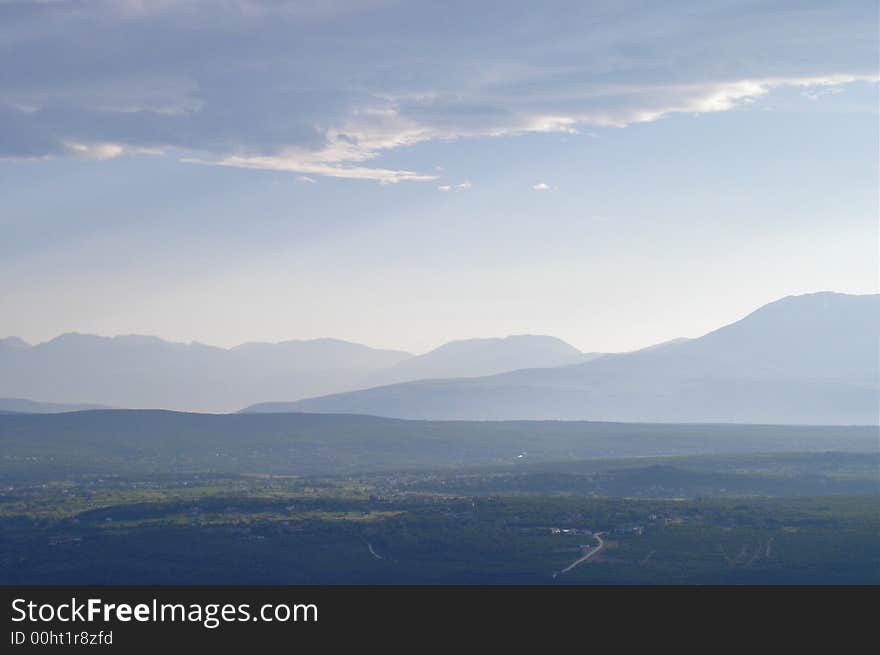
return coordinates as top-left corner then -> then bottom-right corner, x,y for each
0,333 -> 594,413
359,335 -> 597,388
243,292 -> 880,425
2,291 -> 877,423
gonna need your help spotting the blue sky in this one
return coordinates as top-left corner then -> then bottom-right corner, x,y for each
1,1 -> 877,353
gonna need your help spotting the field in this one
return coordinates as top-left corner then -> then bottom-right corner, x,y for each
1,411 -> 877,584
2,466 -> 878,584
0,410 -> 875,482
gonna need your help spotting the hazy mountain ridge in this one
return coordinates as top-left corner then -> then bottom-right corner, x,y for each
360,335 -> 598,388
0,334 -> 413,413
0,337 -> 30,351
6,292 -> 876,422
0,398 -> 112,414
247,292 -> 880,424
0,332 -> 590,413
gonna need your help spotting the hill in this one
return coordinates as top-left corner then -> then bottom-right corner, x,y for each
359,335 -> 594,387
0,334 -> 411,413
0,409 -> 875,483
0,397 -> 111,413
247,292 -> 880,424
0,333 -> 594,413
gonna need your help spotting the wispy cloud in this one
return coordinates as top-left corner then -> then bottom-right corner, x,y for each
186,154 -> 437,184
532,183 -> 551,191
0,2 -> 876,181
438,180 -> 472,192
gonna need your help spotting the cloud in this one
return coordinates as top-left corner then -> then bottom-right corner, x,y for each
63,141 -> 126,160
438,180 -> 471,192
187,153 -> 437,184
1,1 -> 876,180
801,86 -> 845,101
296,175 -> 317,184
532,183 -> 551,191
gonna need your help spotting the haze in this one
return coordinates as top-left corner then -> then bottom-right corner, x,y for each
1,1 -> 877,353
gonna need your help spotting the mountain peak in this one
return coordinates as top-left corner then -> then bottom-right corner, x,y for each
357,334 -> 592,388
0,336 -> 30,350
268,291 -> 880,424
427,334 -> 582,355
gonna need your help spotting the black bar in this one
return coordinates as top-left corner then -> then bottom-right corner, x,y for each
1,585 -> 876,649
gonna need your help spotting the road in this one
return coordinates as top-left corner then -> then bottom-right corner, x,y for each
557,532 -> 606,576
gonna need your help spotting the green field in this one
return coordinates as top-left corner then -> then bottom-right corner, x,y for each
1,411 -> 877,584
2,470 -> 878,584
0,410 -> 875,483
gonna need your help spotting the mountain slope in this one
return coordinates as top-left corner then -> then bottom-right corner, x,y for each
0,337 -> 30,352
250,292 -> 880,424
0,332 -> 603,413
359,335 -> 595,387
0,334 -> 412,413
0,398 -> 112,413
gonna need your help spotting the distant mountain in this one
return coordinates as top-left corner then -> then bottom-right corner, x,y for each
0,330 -> 603,413
636,337 -> 691,352
359,335 -> 595,388
0,398 -> 111,413
247,293 -> 880,425
0,337 -> 30,352
0,335 -> 412,413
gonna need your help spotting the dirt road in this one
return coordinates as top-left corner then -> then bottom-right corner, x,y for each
557,532 -> 606,576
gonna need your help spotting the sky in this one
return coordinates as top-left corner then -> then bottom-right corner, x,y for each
1,0 -> 877,354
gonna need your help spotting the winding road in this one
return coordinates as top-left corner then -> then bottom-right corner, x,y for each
556,532 -> 606,576
366,542 -> 383,560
